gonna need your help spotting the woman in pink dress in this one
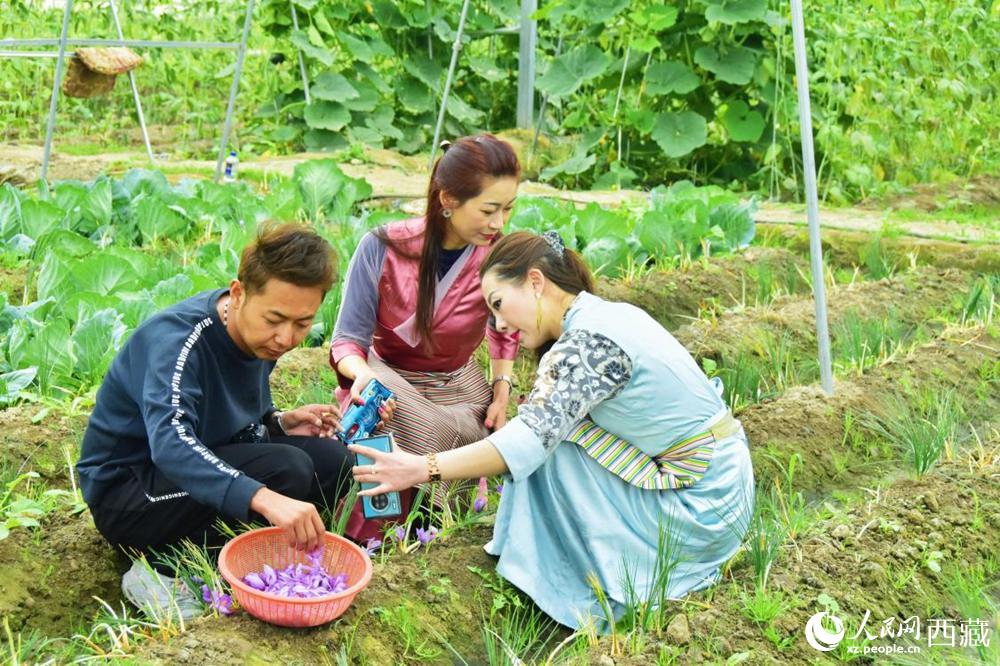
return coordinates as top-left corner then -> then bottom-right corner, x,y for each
329,134 -> 520,540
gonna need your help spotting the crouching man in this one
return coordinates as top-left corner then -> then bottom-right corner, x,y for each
77,223 -> 354,618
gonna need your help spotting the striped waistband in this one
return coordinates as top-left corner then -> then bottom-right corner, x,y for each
566,407 -> 738,490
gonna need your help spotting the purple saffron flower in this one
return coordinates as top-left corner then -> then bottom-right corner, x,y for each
393,526 -> 406,542
496,482 -> 504,495
243,572 -> 266,590
474,497 -> 487,513
364,538 -> 382,557
201,585 -> 234,616
415,526 -> 438,546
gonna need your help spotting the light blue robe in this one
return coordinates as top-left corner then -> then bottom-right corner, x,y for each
486,292 -> 754,629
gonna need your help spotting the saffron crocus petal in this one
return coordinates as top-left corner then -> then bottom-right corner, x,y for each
215,594 -> 234,616
364,538 -> 382,556
243,573 -> 265,590
474,497 -> 487,513
496,482 -> 504,495
201,584 -> 213,603
393,526 -> 406,542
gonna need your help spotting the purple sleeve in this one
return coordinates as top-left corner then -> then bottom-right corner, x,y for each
330,232 -> 386,384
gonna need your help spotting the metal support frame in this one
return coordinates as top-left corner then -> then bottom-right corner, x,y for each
0,2 -> 256,183
516,0 -> 537,129
790,0 -> 834,395
428,0 -> 472,170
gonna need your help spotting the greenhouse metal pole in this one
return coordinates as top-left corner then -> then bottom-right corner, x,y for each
428,0 -> 471,170
516,0 -> 537,129
40,0 -> 73,182
214,0 -> 256,182
109,0 -> 155,166
790,0 -> 834,395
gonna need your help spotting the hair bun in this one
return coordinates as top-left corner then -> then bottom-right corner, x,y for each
439,140 -> 452,153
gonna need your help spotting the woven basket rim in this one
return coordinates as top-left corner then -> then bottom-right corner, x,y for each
219,527 -> 373,605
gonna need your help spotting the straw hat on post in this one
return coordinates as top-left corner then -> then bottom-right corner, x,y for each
62,47 -> 144,98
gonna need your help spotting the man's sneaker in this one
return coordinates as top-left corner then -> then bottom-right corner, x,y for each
121,559 -> 204,621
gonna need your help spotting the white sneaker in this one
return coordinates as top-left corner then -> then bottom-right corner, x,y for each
121,559 -> 204,621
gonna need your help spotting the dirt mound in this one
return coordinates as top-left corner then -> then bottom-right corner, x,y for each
741,326 -> 1000,495
604,461 -> 1000,665
674,266 -> 972,365
0,511 -> 122,637
598,247 -> 809,331
763,224 -> 1000,274
0,405 -> 89,485
133,523 -> 522,665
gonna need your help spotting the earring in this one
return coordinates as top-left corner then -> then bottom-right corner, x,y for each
442,208 -> 452,218
535,292 -> 543,333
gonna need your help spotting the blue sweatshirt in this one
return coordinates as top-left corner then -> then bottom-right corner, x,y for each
77,288 -> 273,521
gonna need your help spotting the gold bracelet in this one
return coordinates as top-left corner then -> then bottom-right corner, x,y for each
425,453 -> 441,482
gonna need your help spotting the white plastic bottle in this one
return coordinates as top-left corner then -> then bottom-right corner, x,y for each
223,151 -> 239,183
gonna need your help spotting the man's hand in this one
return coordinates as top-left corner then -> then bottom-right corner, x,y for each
250,487 -> 325,551
280,404 -> 342,438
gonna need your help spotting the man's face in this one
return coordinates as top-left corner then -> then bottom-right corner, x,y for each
230,278 -> 324,360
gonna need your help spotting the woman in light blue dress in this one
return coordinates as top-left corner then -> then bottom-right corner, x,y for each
350,230 -> 755,630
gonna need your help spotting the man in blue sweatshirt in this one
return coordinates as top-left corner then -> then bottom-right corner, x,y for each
77,223 -> 373,617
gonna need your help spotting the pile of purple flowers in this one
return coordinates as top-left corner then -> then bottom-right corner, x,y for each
242,547 -> 349,598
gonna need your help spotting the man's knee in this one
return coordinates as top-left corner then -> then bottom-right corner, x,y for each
264,446 -> 315,499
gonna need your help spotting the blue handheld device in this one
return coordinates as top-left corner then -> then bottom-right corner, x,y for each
354,434 -> 402,519
339,379 -> 394,445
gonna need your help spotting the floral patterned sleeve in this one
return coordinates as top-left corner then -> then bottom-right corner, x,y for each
487,329 -> 633,480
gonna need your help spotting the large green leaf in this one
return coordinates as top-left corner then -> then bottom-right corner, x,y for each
343,82 -> 379,112
71,309 -> 126,383
402,54 -> 443,89
338,32 -> 374,62
149,274 -> 195,309
646,61 -> 701,96
721,100 -> 765,142
576,203 -> 631,242
304,129 -> 350,152
651,111 -> 707,158
0,368 -> 36,405
638,209 -> 681,257
445,95 -> 484,125
80,177 -> 113,231
581,237 -> 631,277
539,152 -> 596,181
571,0 -> 630,23
303,101 -> 351,131
33,229 -> 95,260
18,200 -> 64,240
694,45 -> 758,85
311,72 -> 359,102
702,0 -> 768,25
536,45 -> 610,97
643,5 -> 680,30
262,178 -> 304,220
468,56 -> 507,83
6,318 -> 74,385
290,30 -> 333,67
294,160 -> 347,219
71,254 -> 140,297
134,197 -> 187,244
396,76 -> 435,112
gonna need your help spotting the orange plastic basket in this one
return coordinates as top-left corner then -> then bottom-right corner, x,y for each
218,527 -> 372,627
